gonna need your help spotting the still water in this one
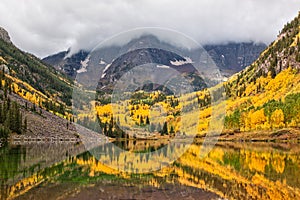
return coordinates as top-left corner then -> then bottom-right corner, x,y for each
1,141 -> 300,200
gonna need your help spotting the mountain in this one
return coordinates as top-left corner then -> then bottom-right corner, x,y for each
0,28 -> 73,107
97,47 -> 207,93
43,37 -> 266,79
43,49 -> 89,78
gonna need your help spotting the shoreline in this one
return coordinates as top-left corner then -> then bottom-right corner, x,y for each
3,127 -> 300,145
111,127 -> 300,143
215,127 -> 300,142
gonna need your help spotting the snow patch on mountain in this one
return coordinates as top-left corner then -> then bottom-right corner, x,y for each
170,57 -> 193,66
157,64 -> 170,69
77,55 -> 90,73
99,59 -> 107,65
101,63 -> 112,78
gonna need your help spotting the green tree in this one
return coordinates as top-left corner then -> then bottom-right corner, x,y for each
0,126 -> 10,139
160,122 -> 168,135
139,115 -> 144,125
145,116 -> 150,125
170,126 -> 175,134
23,117 -> 27,133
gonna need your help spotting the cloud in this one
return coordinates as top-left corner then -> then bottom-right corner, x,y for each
0,0 -> 299,58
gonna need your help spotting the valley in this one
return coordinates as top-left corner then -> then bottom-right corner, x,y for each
0,7 -> 299,200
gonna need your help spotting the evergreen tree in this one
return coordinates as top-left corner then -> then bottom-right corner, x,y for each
23,117 -> 27,133
0,104 -> 3,123
269,65 -> 276,78
0,126 -> 10,139
139,115 -> 144,125
157,123 -> 162,132
4,88 -> 7,98
145,116 -> 150,125
108,123 -> 113,137
170,126 -> 175,134
103,122 -> 107,135
296,53 -> 300,62
32,104 -> 36,112
161,122 -> 168,135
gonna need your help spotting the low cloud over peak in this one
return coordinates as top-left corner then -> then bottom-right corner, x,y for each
0,0 -> 299,58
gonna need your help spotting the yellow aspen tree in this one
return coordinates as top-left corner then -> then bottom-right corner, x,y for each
270,109 -> 285,128
250,109 -> 267,130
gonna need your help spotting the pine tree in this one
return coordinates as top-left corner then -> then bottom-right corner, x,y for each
32,104 -> 36,112
296,53 -> 300,62
145,116 -> 150,125
161,122 -> 168,135
0,126 -> 10,139
139,115 -> 143,125
3,88 -> 7,98
103,122 -> 107,135
108,123 -> 113,137
170,126 -> 175,134
269,65 -> 276,78
23,117 -> 27,133
0,104 -> 3,123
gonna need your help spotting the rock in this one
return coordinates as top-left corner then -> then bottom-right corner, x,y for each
205,42 -> 267,77
0,27 -> 11,43
0,64 -> 10,74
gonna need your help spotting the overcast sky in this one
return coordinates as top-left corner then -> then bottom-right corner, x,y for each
0,0 -> 299,58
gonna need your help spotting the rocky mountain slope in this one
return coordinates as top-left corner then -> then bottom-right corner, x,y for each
205,42 -> 266,76
97,47 -> 207,93
43,49 -> 89,78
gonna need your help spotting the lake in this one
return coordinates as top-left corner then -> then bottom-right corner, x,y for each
1,141 -> 300,200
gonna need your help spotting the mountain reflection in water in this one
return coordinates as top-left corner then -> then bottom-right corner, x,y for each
1,141 -> 300,200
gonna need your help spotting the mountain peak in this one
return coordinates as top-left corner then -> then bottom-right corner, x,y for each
0,27 -> 11,44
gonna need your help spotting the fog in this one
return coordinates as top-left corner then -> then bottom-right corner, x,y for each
0,0 -> 299,57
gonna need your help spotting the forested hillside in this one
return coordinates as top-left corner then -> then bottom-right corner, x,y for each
0,28 -> 76,139
223,12 -> 300,132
